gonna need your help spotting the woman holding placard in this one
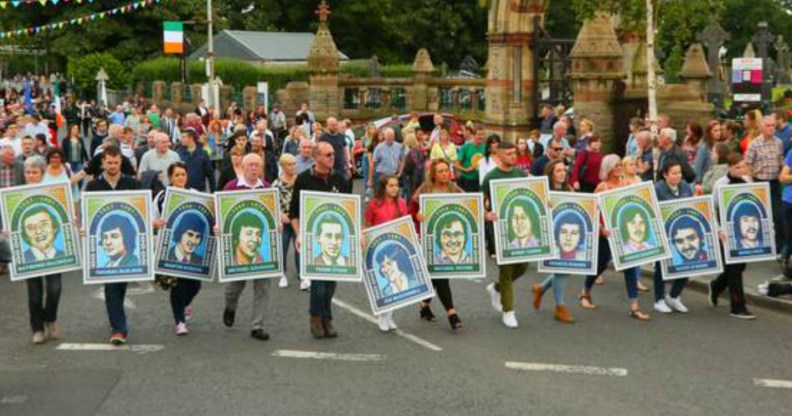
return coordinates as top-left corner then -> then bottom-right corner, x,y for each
364,175 -> 409,332
410,159 -> 465,330
652,161 -> 693,314
533,159 -> 575,323
579,155 -> 651,321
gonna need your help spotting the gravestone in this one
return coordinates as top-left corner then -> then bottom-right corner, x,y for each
368,55 -> 382,78
696,16 -> 730,107
752,21 -> 774,102
774,36 -> 791,84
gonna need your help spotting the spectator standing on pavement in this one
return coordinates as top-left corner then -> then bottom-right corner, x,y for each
574,118 -> 595,153
456,127 -> 487,192
745,115 -> 785,252
539,104 -> 558,134
709,153 -> 756,320
571,133 -> 603,193
177,130 -> 215,193
20,156 -> 64,344
295,139 -> 315,175
290,142 -> 351,339
371,127 -> 403,189
138,133 -> 180,186
409,159 -> 464,331
579,154 -> 651,321
85,146 -> 142,345
221,153 -> 273,341
625,117 -> 644,158
364,175 -> 409,333
652,161 -> 693,315
532,158 -> 575,323
318,117 -> 351,180
269,104 -> 288,146
482,142 -> 532,328
531,137 -> 564,177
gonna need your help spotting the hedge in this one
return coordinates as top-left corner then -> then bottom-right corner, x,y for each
130,57 -> 420,93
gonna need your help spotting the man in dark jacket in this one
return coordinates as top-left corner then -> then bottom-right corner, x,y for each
657,127 -> 695,183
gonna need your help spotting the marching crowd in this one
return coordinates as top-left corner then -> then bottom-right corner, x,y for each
2,92 -> 791,346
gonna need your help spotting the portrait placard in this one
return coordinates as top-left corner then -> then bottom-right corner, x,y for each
155,188 -> 217,281
0,182 -> 81,281
300,191 -> 362,282
538,192 -> 599,276
489,177 -> 555,265
717,182 -> 776,264
419,193 -> 486,279
82,190 -> 153,284
215,189 -> 282,282
659,196 -> 723,280
599,181 -> 670,270
362,216 -> 435,315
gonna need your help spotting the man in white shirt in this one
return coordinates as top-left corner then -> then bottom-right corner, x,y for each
137,133 -> 181,186
23,114 -> 50,143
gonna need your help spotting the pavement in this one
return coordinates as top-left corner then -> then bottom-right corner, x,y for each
1,257 -> 791,416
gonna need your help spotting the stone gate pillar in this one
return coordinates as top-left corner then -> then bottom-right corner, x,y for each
484,0 -> 546,142
307,0 -> 340,121
570,13 -> 624,151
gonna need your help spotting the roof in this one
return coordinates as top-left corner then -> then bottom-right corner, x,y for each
189,30 -> 349,62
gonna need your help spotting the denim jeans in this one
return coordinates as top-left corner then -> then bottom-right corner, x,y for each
584,236 -> 612,291
105,283 -> 129,335
623,267 -> 640,300
282,223 -> 300,276
170,279 -> 201,324
652,262 -> 687,302
781,201 -> 792,262
27,274 -> 62,332
540,274 -> 568,306
310,281 -> 336,319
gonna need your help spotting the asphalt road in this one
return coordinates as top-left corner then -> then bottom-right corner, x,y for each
1,258 -> 790,416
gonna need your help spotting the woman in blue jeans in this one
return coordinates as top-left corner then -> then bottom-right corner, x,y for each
578,154 -> 650,320
20,156 -> 63,344
652,161 -> 692,314
272,154 -> 303,289
533,159 -> 575,323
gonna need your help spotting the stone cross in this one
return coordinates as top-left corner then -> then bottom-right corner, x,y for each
315,0 -> 331,23
752,21 -> 774,102
696,16 -> 730,104
774,35 -> 791,84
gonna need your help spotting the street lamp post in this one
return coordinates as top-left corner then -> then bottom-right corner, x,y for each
646,0 -> 658,136
206,0 -> 218,109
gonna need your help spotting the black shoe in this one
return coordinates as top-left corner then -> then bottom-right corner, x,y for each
730,310 -> 756,320
223,308 -> 235,327
448,313 -> 463,331
707,280 -> 718,307
250,329 -> 270,340
419,305 -> 436,322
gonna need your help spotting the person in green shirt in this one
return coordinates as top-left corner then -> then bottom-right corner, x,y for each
481,142 -> 530,329
455,127 -> 487,192
147,105 -> 162,129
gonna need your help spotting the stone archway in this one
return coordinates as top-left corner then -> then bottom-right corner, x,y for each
485,0 -> 546,141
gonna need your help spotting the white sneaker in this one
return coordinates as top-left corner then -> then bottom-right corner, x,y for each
502,311 -> 518,328
758,282 -> 770,296
299,279 -> 311,291
386,313 -> 398,331
665,295 -> 688,313
278,275 -> 288,288
377,315 -> 390,332
653,299 -> 672,314
486,283 -> 503,313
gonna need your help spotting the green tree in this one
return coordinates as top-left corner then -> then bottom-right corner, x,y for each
66,52 -> 128,97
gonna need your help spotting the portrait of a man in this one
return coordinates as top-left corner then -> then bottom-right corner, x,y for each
670,216 -> 708,263
555,212 -> 586,260
231,211 -> 266,265
21,206 -> 63,262
507,199 -> 539,249
375,245 -> 414,297
168,212 -> 207,265
100,214 -> 140,268
433,213 -> 473,264
731,203 -> 763,250
619,206 -> 653,254
313,215 -> 349,266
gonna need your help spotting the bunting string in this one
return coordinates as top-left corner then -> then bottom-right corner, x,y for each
0,0 -> 167,38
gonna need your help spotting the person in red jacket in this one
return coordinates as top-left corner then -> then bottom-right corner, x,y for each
571,134 -> 603,193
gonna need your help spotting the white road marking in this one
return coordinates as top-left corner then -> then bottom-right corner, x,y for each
754,378 -> 792,389
332,298 -> 443,352
272,350 -> 385,362
1,395 -> 28,404
56,343 -> 164,354
505,361 -> 628,377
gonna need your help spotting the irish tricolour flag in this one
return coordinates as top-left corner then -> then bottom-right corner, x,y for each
163,21 -> 184,54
